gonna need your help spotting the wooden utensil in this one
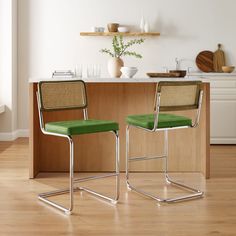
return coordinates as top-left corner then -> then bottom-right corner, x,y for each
196,51 -> 214,72
169,70 -> 187,77
107,23 -> 119,32
147,72 -> 181,78
213,44 -> 226,72
222,66 -> 235,73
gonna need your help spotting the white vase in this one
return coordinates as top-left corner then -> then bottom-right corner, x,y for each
140,16 -> 145,33
107,57 -> 124,78
144,21 -> 150,33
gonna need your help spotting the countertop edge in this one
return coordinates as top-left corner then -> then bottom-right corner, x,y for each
29,77 -> 211,83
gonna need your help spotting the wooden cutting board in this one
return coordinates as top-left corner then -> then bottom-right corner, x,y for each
196,51 -> 214,72
147,72 -> 181,78
213,44 -> 226,72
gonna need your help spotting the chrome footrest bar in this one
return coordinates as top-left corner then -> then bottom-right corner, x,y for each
39,196 -> 70,213
38,187 -> 81,214
74,173 -> 118,183
129,155 -> 166,162
127,180 -> 203,203
79,186 -> 118,203
166,176 -> 203,193
165,192 -> 203,203
127,181 -> 164,202
39,187 -> 78,198
38,172 -> 119,213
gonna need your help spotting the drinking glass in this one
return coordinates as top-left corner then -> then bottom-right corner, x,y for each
75,65 -> 83,78
93,64 -> 101,78
87,65 -> 94,78
87,64 -> 101,78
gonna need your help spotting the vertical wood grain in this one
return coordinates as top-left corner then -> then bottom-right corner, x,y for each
29,82 -> 210,178
29,83 -> 40,178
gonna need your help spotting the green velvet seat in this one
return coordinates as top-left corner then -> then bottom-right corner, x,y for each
126,113 -> 192,130
45,119 -> 119,135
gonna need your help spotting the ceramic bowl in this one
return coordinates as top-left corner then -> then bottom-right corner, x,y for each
91,27 -> 99,32
118,26 -> 129,33
91,27 -> 105,32
222,66 -> 235,73
107,23 -> 119,32
98,27 -> 105,32
121,67 -> 138,78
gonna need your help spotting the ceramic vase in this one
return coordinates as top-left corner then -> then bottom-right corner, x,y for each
144,21 -> 150,32
107,57 -> 124,78
140,16 -> 145,32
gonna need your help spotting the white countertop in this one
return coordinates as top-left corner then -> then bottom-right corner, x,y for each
188,72 -> 236,77
29,77 -> 205,83
29,72 -> 236,83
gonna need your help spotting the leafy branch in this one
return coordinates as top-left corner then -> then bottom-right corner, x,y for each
123,51 -> 142,59
100,35 -> 145,59
100,48 -> 114,57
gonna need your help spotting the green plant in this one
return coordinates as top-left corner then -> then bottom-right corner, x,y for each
100,35 -> 145,59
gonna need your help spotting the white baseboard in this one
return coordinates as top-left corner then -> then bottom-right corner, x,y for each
0,129 -> 29,141
211,138 -> 236,144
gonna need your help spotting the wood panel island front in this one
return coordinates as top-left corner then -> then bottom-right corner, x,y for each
29,78 -> 210,179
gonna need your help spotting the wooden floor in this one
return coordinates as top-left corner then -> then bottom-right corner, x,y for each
0,139 -> 236,235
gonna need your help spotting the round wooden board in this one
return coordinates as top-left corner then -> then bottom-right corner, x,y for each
196,50 -> 214,72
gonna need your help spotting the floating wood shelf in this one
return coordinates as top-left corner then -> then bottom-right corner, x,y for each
80,32 -> 160,37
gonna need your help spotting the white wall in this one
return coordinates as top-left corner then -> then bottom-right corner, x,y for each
18,0 -> 236,130
0,0 -> 12,133
0,0 -> 17,136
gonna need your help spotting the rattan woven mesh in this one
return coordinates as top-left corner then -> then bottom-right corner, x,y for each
155,81 -> 201,111
39,81 -> 87,111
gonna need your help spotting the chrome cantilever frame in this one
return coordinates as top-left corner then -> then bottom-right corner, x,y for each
126,90 -> 204,203
36,91 -> 119,214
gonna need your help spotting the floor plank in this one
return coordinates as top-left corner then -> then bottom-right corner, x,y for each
0,138 -> 236,235
211,145 -> 236,178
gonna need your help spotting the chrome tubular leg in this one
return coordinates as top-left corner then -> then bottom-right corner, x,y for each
38,129 -> 120,214
68,136 -> 74,213
115,130 -> 120,202
164,130 -> 170,184
126,127 -> 203,203
163,130 -> 204,202
126,125 -> 131,189
77,130 -> 120,204
125,125 -> 163,200
38,136 -> 75,214
38,131 -> 119,214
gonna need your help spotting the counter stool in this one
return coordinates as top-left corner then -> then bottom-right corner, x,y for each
126,81 -> 204,203
37,80 -> 119,214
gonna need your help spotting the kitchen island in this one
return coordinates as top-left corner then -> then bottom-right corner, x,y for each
29,78 -> 210,179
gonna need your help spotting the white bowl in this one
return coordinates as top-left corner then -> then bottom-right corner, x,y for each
91,27 -> 105,32
98,27 -> 105,32
121,67 -> 138,78
118,26 -> 129,33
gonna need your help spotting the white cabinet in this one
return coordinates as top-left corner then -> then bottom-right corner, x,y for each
189,73 -> 236,144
